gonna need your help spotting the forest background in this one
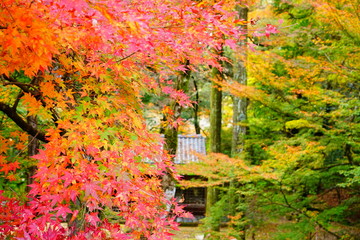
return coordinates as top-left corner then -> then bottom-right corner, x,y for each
0,0 -> 359,239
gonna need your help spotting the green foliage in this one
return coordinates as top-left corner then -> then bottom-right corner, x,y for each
339,167 -> 360,187
185,0 -> 360,239
220,127 -> 233,156
274,218 -> 315,240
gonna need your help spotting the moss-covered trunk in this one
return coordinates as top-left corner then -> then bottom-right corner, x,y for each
206,65 -> 223,232
231,5 -> 248,158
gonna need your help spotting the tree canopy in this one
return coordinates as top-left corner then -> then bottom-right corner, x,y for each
178,0 -> 360,239
0,0 -> 251,239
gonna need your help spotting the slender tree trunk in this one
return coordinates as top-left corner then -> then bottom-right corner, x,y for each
162,118 -> 179,211
26,74 -> 42,193
209,67 -> 222,153
26,116 -> 39,193
193,78 -> 201,134
231,6 -> 249,157
230,6 -> 248,240
206,65 -> 223,232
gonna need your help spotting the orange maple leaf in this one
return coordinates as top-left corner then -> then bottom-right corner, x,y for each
21,92 -> 42,116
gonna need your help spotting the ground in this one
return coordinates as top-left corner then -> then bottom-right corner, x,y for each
172,226 -> 204,240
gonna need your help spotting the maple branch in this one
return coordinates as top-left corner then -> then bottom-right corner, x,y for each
312,162 -> 357,170
1,75 -> 35,94
248,36 -> 268,47
150,24 -> 184,29
276,180 -> 342,239
0,26 -> 7,29
3,81 -> 34,87
116,51 -> 138,63
2,74 -> 60,123
324,53 -> 360,71
12,91 -> 24,110
0,102 -> 49,143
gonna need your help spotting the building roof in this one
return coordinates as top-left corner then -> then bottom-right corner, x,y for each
174,134 -> 206,164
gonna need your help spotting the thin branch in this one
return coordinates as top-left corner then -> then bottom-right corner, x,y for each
0,102 -> 49,143
277,181 -> 342,239
2,81 -> 34,87
324,53 -> 359,71
2,74 -> 60,122
3,4 -> 15,21
193,78 -> 201,134
2,74 -> 34,94
116,51 -> 138,63
12,91 -> 24,110
312,162 -> 356,170
279,180 -> 292,207
13,132 -> 40,158
150,24 -> 184,29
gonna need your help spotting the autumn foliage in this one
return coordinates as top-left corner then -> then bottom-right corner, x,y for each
178,0 -> 359,239
0,0 -> 248,239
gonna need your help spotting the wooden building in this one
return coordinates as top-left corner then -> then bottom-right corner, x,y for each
173,134 -> 206,223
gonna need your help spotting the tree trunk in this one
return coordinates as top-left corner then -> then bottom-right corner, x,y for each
209,67 -> 222,153
26,115 -> 39,193
231,6 -> 249,158
25,74 -> 42,193
162,123 -> 178,211
206,65 -> 223,232
230,6 -> 248,240
193,78 -> 201,134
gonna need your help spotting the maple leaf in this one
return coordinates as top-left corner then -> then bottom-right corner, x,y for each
21,93 -> 42,116
54,205 -> 72,220
83,182 -> 101,201
86,212 -> 101,226
0,161 -> 20,175
6,174 -> 17,181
